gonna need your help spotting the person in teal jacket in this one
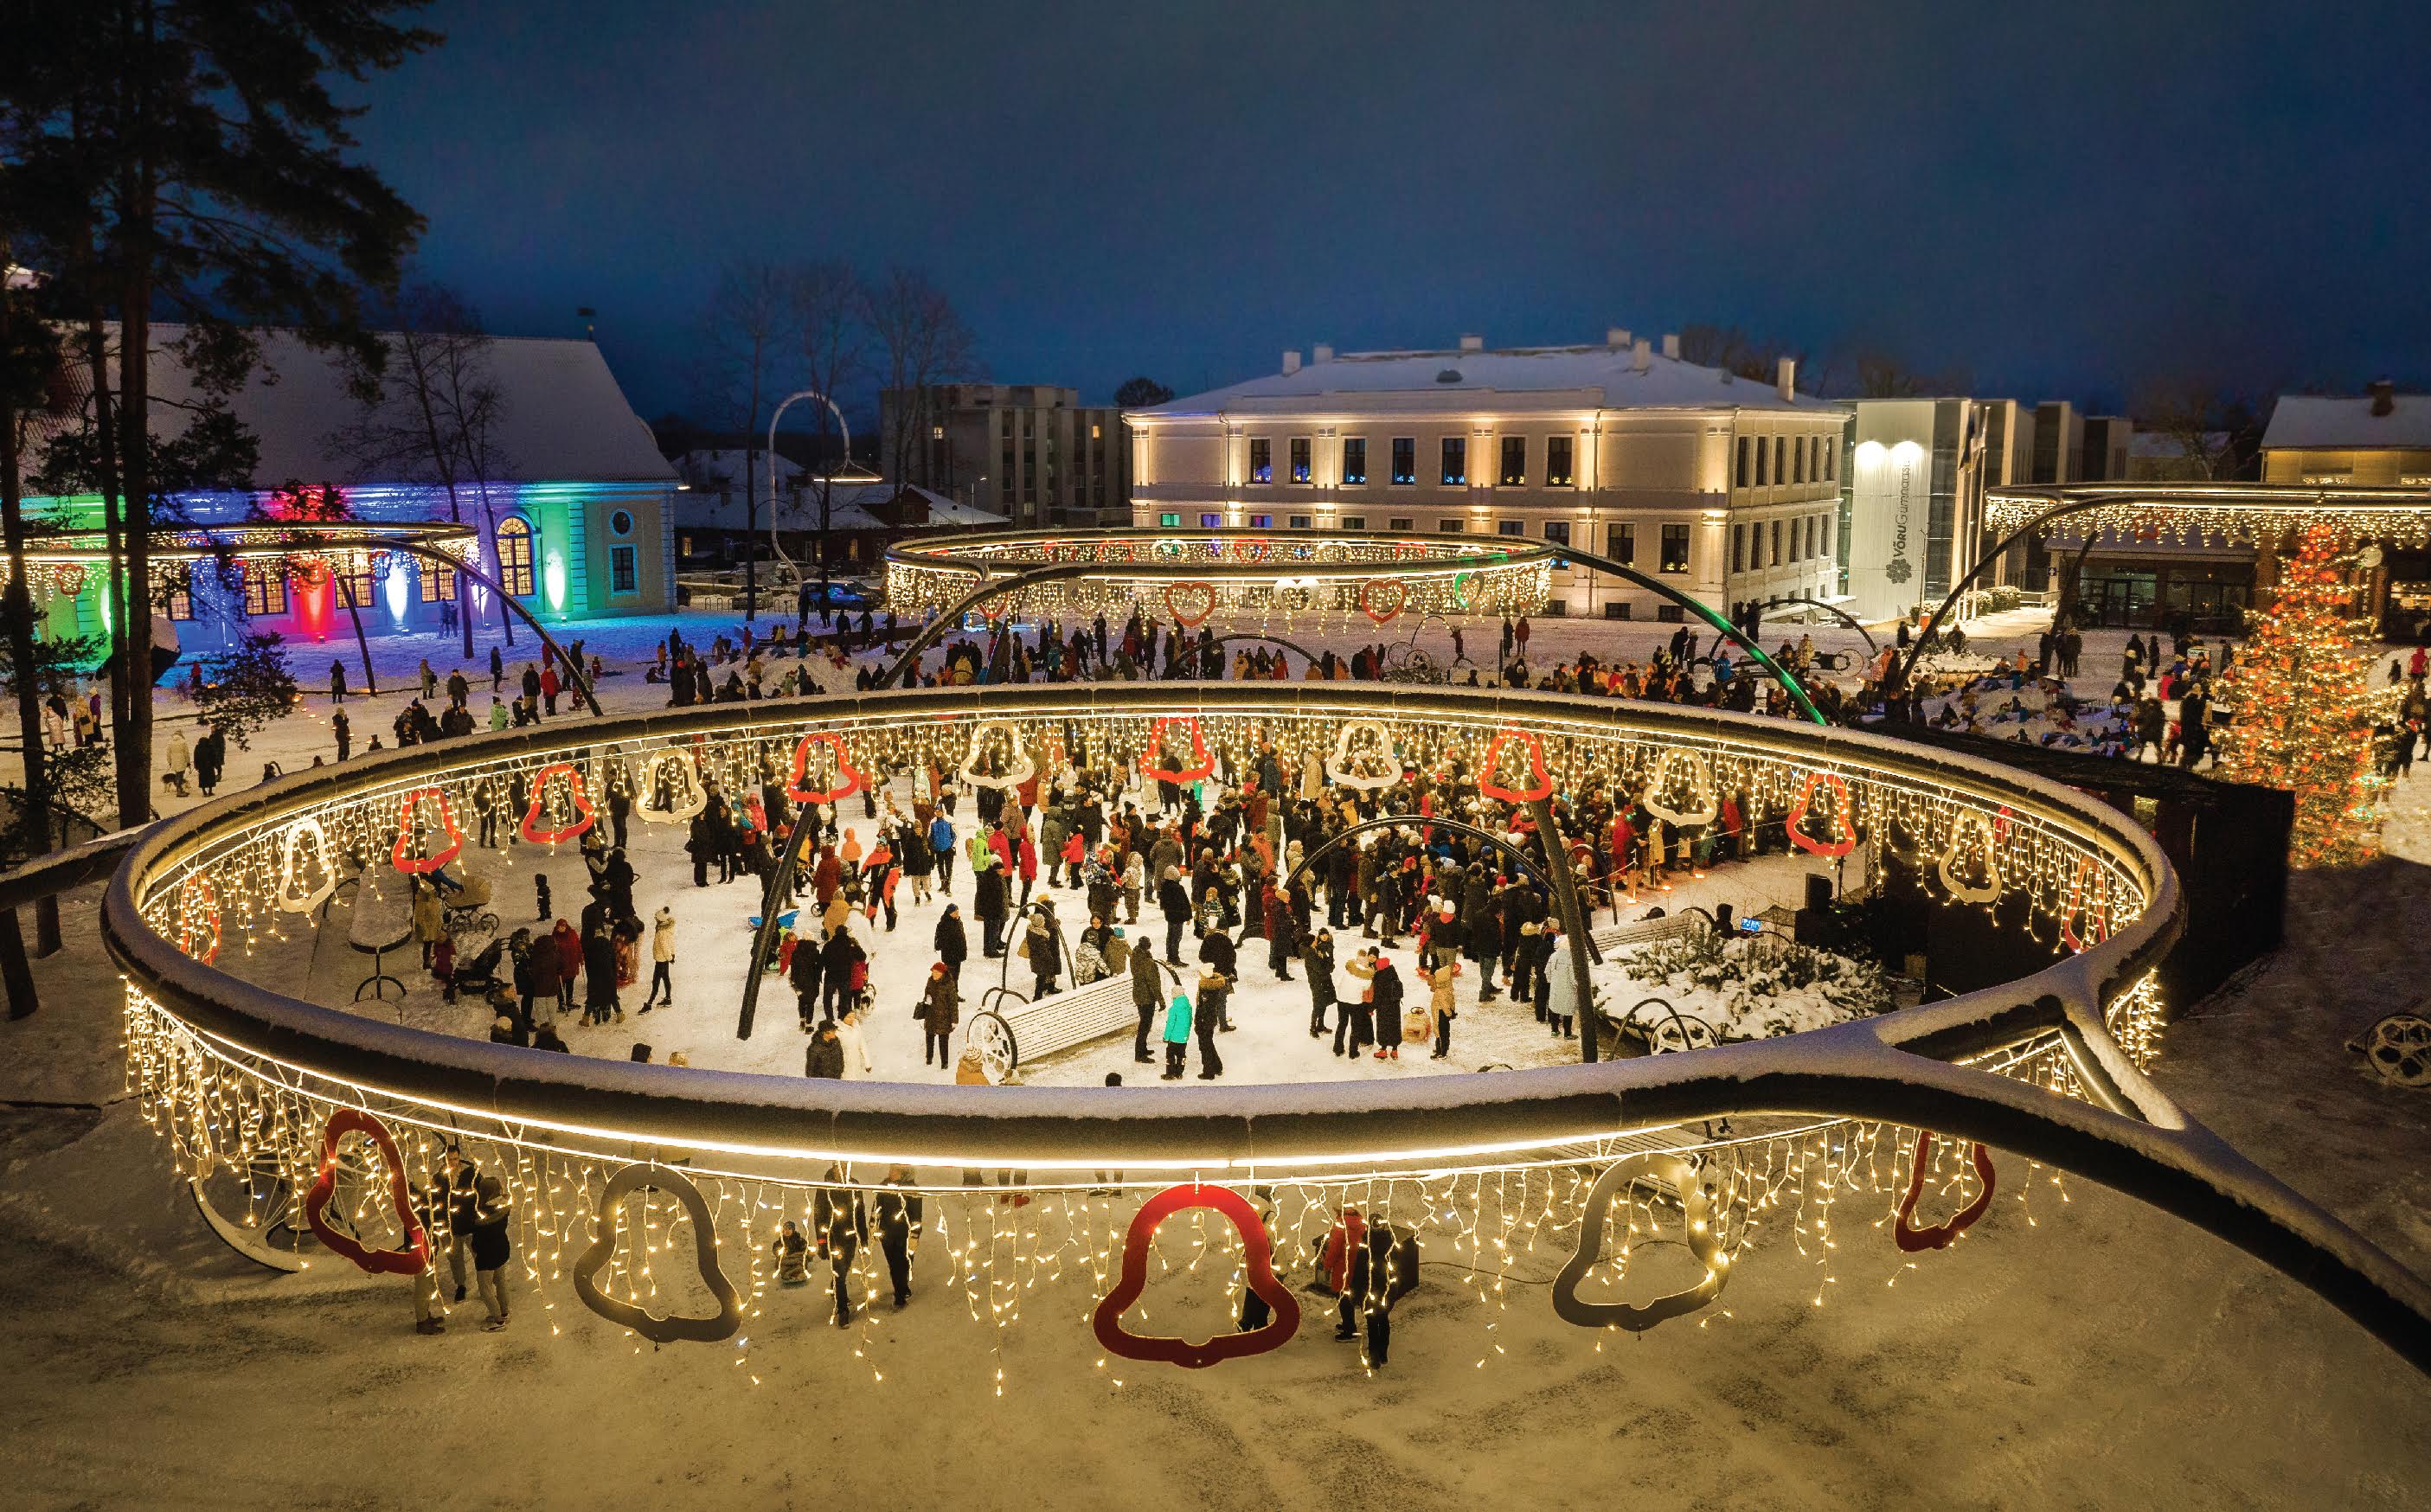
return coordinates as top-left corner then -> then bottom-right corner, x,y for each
1160,991 -> 1192,1080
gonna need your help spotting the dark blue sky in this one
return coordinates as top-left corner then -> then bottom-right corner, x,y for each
351,0 -> 2431,425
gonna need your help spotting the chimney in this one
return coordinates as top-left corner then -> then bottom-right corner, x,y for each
1459,333 -> 1485,353
1312,343 -> 1333,363
1661,333 -> 1680,361
2370,377 -> 2397,416
1778,356 -> 1797,401
1282,349 -> 1301,375
1607,327 -> 1631,349
1632,338 -> 1651,374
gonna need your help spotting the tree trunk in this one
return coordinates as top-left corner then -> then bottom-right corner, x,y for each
0,273 -> 57,983
0,907 -> 35,1020
116,283 -> 157,829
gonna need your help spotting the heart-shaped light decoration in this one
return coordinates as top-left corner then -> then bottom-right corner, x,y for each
176,875 -> 221,964
1357,577 -> 1407,624
1784,772 -> 1857,858
959,721 -> 1038,791
276,816 -> 337,913
571,1161 -> 743,1344
1477,728 -> 1553,804
1935,810 -> 2003,905
520,761 -> 597,845
1165,580 -> 1216,629
786,730 -> 865,804
1093,1182 -> 1300,1368
391,787 -> 465,875
1323,719 -> 1401,791
1893,1131 -> 1996,1253
1639,749 -> 1718,827
1552,1152 -> 1728,1332
301,1108 -> 431,1277
1139,715 -> 1215,785
2060,856 -> 2110,952
633,748 -> 708,823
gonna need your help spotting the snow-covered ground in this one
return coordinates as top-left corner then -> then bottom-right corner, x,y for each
6,601 -> 2431,1508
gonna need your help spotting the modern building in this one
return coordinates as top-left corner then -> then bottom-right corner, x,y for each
2079,416 -> 2136,482
17,326 -> 676,654
1843,399 -> 2017,623
2261,381 -> 2431,485
880,383 -> 1131,528
1125,331 -> 1851,623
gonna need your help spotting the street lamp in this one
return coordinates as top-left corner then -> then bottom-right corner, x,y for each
764,389 -> 850,620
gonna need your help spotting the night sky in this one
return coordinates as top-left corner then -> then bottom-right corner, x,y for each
350,0 -> 2431,425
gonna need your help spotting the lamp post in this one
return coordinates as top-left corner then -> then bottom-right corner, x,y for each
765,389 -> 850,620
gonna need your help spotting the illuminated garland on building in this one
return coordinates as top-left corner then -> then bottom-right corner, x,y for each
1985,484 -> 2431,548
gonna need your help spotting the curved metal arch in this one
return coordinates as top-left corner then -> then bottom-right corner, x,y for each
1543,546 -> 1826,724
873,561 -> 1103,691
371,538 -> 603,719
1895,494 -> 2145,689
1206,631 -> 1325,666
1761,596 -> 1878,655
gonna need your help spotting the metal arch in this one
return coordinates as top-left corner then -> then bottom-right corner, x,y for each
346,537 -> 602,719
1541,545 -> 1827,724
1761,596 -> 1878,655
872,561 -> 1104,690
1895,494 -> 2139,690
1207,631 -> 1325,667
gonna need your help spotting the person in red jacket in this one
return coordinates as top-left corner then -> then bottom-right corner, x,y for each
1016,830 -> 1039,908
549,919 -> 581,1019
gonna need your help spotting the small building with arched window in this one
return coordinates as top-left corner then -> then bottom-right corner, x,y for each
16,324 -> 677,654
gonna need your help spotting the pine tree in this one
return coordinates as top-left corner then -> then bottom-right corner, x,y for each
2212,523 -> 2387,867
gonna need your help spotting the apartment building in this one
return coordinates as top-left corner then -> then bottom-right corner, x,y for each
2262,381 -> 2431,485
1125,331 -> 1850,622
881,383 -> 1130,528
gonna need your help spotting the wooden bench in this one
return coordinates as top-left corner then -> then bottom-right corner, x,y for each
965,951 -> 1190,1081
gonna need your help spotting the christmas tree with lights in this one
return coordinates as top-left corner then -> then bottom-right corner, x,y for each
2212,523 -> 2387,867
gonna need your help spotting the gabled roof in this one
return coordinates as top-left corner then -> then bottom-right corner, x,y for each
22,324 -> 675,492
2264,394 -> 2431,452
1132,343 -> 1840,420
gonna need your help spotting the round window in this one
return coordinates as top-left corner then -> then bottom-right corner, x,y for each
610,509 -> 634,536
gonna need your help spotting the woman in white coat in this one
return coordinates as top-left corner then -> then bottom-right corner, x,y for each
1542,921 -> 1580,1041
833,1006 -> 876,1079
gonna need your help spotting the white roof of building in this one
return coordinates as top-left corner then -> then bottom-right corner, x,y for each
25,324 -> 674,490
1134,343 -> 1840,419
2264,393 -> 2431,451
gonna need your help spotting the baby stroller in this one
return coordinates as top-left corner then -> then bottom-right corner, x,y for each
442,873 -> 499,945
450,937 -> 508,1000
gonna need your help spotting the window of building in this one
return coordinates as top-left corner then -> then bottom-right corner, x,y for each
610,508 -> 634,536
1546,435 -> 1574,487
1659,522 -> 1690,573
419,557 -> 458,602
1288,437 -> 1311,483
1736,436 -> 1752,488
1754,437 -> 1770,486
1791,438 -> 1805,485
242,565 -> 289,618
1342,438 -> 1368,485
1440,437 -> 1466,485
1655,603 -> 1685,623
1247,514 -> 1273,529
1500,435 -> 1526,486
1497,519 -> 1523,536
1158,511 -> 1183,528
1438,517 -> 1465,533
1732,524 -> 1746,573
1287,514 -> 1312,529
1824,442 -> 1836,482
1770,519 -> 1783,565
1390,437 -> 1416,485
496,517 -> 536,596
1603,601 -> 1632,621
1248,438 -> 1273,484
1342,515 -> 1369,529
341,557 -> 374,612
610,544 -> 638,595
1387,516 -> 1414,531
1543,519 -> 1571,546
1200,512 -> 1223,528
164,565 -> 196,621
1607,522 -> 1633,564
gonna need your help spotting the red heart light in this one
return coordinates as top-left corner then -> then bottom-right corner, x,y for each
302,1108 -> 432,1277
1784,772 -> 1857,858
1093,1182 -> 1300,1368
1140,715 -> 1215,785
1165,580 -> 1216,629
392,787 -> 465,875
519,762 -> 598,844
1357,577 -> 1408,624
1477,729 -> 1553,804
786,730 -> 865,804
1893,1131 -> 1996,1253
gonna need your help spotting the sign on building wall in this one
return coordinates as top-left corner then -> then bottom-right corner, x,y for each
1844,400 -> 1940,624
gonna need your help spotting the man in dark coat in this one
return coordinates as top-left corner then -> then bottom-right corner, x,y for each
805,1022 -> 846,1079
933,903 -> 968,978
1129,937 -> 1163,1063
1369,954 -> 1405,1049
974,859 -> 1009,957
811,1167 -> 867,1324
1302,929 -> 1337,1038
788,928 -> 824,1028
1157,865 -> 1191,965
875,1167 -> 922,1309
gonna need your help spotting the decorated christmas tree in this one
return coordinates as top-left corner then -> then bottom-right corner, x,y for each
2211,523 -> 2387,867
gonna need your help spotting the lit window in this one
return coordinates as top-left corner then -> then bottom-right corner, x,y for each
1390,438 -> 1416,485
1248,439 -> 1273,484
1199,512 -> 1223,528
1289,437 -> 1311,483
1247,514 -> 1273,529
1500,436 -> 1527,487
419,557 -> 458,602
1546,435 -> 1574,487
1660,523 -> 1690,573
1342,438 -> 1368,485
164,565 -> 196,621
242,566 -> 289,617
1158,512 -> 1182,528
341,557 -> 374,612
610,544 -> 638,594
1441,437 -> 1466,485
495,516 -> 536,596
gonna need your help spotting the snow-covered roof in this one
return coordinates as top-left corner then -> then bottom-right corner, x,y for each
1133,343 -> 1841,419
23,324 -> 675,492
820,484 -> 1005,531
2264,393 -> 2431,452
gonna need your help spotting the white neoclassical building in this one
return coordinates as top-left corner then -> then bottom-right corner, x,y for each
1125,330 -> 1851,622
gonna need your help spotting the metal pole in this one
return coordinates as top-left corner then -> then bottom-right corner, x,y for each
1896,495 -> 2131,689
1527,794 -> 1602,1062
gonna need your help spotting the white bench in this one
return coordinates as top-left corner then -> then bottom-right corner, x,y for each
965,953 -> 1190,1081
